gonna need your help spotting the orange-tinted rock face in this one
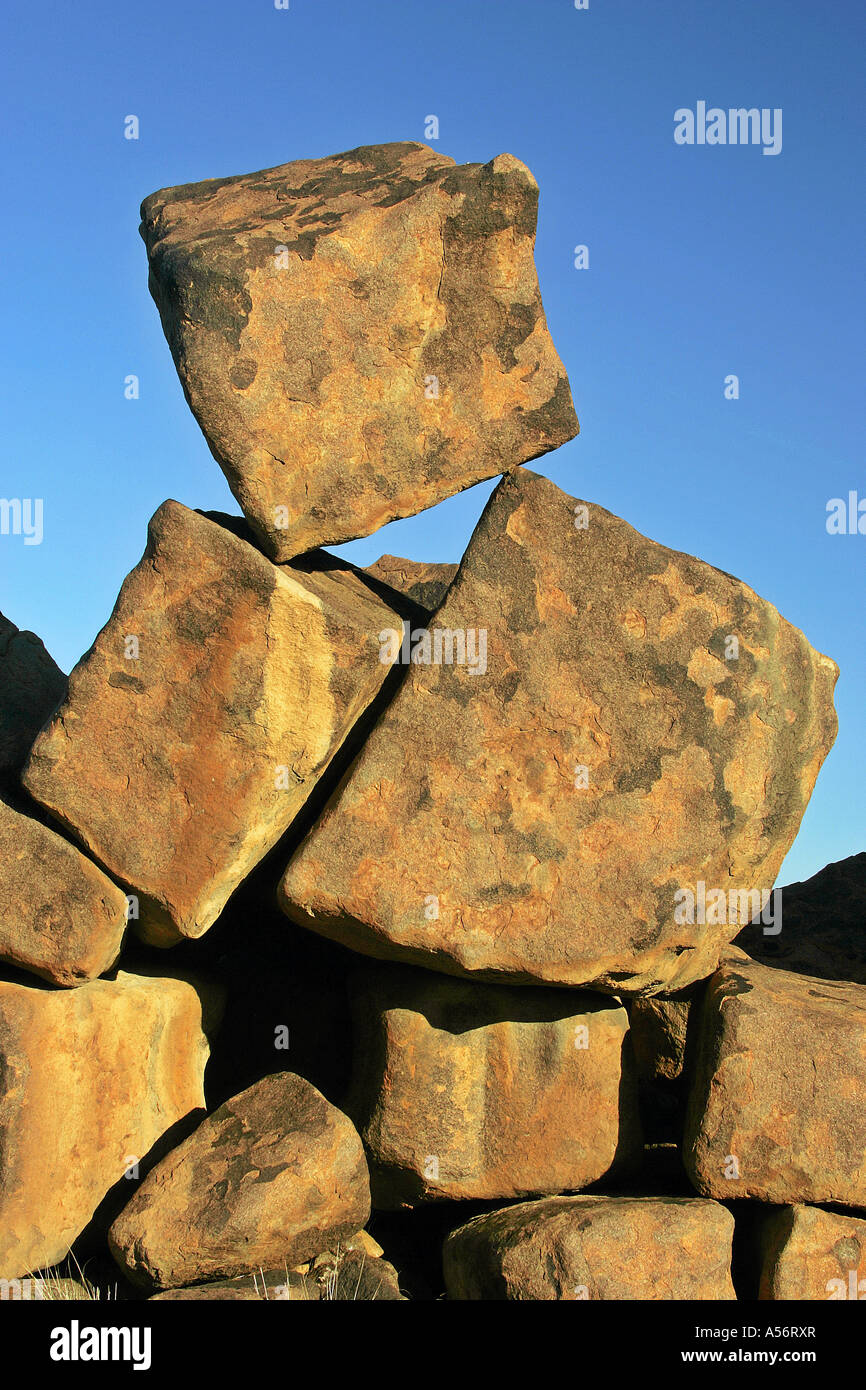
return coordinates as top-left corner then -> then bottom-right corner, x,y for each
443,1195 -> 736,1300
22,503 -> 403,946
344,965 -> 642,1208
0,969 -> 219,1280
139,143 -> 578,560
0,794 -> 128,986
0,614 -> 66,789
684,958 -> 866,1207
757,1204 -> 866,1300
279,468 -> 838,994
364,555 -> 458,613
109,1073 -> 370,1290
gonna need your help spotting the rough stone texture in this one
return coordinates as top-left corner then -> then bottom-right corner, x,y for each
365,555 -> 457,613
629,990 -> 695,1083
735,852 -> 866,986
22,502 -> 403,947
0,794 -> 128,987
0,969 -> 218,1280
443,1195 -> 736,1300
280,469 -> 838,994
684,957 -> 866,1207
344,964 -> 642,1208
757,1204 -> 866,1301
139,142 -> 578,560
0,613 -> 66,789
109,1073 -> 370,1290
149,1249 -> 403,1300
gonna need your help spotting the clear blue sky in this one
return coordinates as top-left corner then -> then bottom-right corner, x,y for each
1,0 -> 863,885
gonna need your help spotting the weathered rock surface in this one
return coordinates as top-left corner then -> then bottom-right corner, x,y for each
757,1204 -> 866,1301
109,1073 -> 370,1290
443,1195 -> 736,1300
23,502 -> 403,946
365,555 -> 457,613
684,957 -> 866,1207
629,990 -> 695,1083
344,965 -> 642,1208
0,613 -> 66,788
0,969 -> 218,1279
140,142 -> 578,560
280,469 -> 838,993
735,852 -> 866,985
0,794 -> 128,987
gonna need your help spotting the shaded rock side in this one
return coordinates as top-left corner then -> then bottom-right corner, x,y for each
279,468 -> 838,994
365,555 -> 458,613
683,957 -> 866,1207
0,969 -> 218,1280
443,1195 -> 736,1300
345,964 -> 642,1208
140,142 -> 578,559
109,1072 -> 370,1290
22,501 -> 403,946
735,852 -> 866,985
0,613 -> 66,788
0,793 -> 128,986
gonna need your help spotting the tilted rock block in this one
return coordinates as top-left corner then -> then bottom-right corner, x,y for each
0,794 -> 128,986
140,142 -> 578,559
109,1073 -> 370,1290
443,1195 -> 736,1300
279,468 -> 838,993
365,555 -> 457,614
23,502 -> 403,946
344,965 -> 642,1208
0,968 -> 219,1279
735,852 -> 866,986
757,1204 -> 866,1301
0,613 -> 66,789
684,957 -> 866,1207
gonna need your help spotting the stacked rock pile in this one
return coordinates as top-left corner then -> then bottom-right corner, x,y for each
1,142 -> 860,1302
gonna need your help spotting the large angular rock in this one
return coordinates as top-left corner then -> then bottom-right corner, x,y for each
365,555 -> 457,614
684,957 -> 866,1207
443,1195 -> 736,1300
23,503 -> 403,946
109,1073 -> 370,1290
344,965 -> 641,1208
0,613 -> 66,788
279,469 -> 838,994
140,142 -> 578,560
757,1204 -> 866,1301
0,969 -> 219,1279
735,852 -> 866,985
0,794 -> 128,986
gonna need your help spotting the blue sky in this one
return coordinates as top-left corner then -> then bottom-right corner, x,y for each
1,0 -> 863,884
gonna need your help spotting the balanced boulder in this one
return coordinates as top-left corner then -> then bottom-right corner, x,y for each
23,503 -> 404,946
109,1073 -> 370,1290
443,1195 -> 736,1300
139,142 -> 578,560
0,794 -> 128,986
684,956 -> 866,1207
279,469 -> 838,993
345,964 -> 641,1207
0,968 -> 219,1279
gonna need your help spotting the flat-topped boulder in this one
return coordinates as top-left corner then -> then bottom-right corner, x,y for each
345,964 -> 641,1207
279,469 -> 838,993
684,957 -> 866,1207
23,502 -> 404,946
0,968 -> 220,1280
140,142 -> 578,560
756,1204 -> 866,1301
443,1195 -> 736,1300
